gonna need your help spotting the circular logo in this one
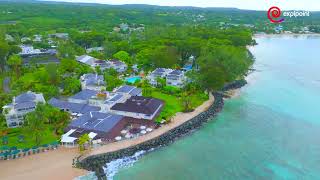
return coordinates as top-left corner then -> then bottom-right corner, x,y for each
268,6 -> 285,23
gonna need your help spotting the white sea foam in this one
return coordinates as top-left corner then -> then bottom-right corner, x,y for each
76,149 -> 154,180
104,150 -> 149,180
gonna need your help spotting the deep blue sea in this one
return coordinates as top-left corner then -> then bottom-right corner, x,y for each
78,35 -> 320,180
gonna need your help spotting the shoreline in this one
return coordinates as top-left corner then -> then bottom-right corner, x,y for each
0,80 -> 246,180
77,80 -> 248,178
0,90 -> 215,180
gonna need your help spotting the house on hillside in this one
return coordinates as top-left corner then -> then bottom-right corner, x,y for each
49,33 -> 69,40
2,91 -> 45,128
107,59 -> 127,73
80,73 -> 106,91
76,55 -> 96,66
146,68 -> 173,86
68,89 -> 98,104
110,96 -> 164,120
33,35 -> 42,42
86,47 -> 104,53
166,70 -> 186,87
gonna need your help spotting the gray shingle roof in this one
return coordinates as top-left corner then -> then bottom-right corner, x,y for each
169,70 -> 183,75
14,101 -> 36,110
49,98 -> 100,114
115,85 -> 141,96
68,112 -> 124,134
82,73 -> 105,86
15,93 -> 36,103
69,89 -> 98,101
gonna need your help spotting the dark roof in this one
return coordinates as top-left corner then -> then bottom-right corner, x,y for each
49,98 -> 100,114
68,112 -> 124,134
111,96 -> 163,115
15,93 -> 36,103
69,89 -> 98,101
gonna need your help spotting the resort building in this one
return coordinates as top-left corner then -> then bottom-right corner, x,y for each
19,45 -> 41,56
61,111 -> 155,146
107,59 -> 127,73
80,73 -> 106,91
76,55 -> 109,70
49,33 -> 69,40
33,34 -> 42,42
2,91 -> 46,128
110,96 -> 164,120
166,70 -> 186,88
61,112 -> 125,146
88,91 -> 127,112
86,47 -> 104,53
146,68 -> 173,86
48,98 -> 101,116
76,55 -> 97,66
68,89 -> 98,104
114,85 -> 142,97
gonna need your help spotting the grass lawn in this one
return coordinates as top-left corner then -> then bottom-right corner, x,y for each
0,126 -> 59,149
151,91 -> 183,123
151,90 -> 209,123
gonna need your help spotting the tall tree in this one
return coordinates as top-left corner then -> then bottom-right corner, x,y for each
24,108 -> 46,146
7,54 -> 22,77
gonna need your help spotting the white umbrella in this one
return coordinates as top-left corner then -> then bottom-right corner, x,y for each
140,130 -> 147,134
115,136 -> 122,141
146,128 -> 153,132
140,126 -> 146,130
125,134 -> 131,139
121,130 -> 127,134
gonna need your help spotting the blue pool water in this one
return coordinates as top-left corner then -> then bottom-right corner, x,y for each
126,76 -> 141,84
79,35 -> 320,180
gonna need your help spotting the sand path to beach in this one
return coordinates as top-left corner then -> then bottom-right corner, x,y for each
0,93 -> 214,180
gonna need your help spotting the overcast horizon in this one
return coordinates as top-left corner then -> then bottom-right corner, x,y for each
39,0 -> 320,11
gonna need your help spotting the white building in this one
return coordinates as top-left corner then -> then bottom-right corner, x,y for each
19,45 -> 41,56
166,70 -> 186,87
107,59 -> 127,73
146,68 -> 173,86
86,47 -> 104,53
80,73 -> 106,91
2,91 -> 46,128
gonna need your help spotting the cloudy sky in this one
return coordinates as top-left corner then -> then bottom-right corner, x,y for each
43,0 -> 320,11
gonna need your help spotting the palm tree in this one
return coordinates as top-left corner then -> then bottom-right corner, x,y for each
24,111 -> 46,146
78,134 -> 90,152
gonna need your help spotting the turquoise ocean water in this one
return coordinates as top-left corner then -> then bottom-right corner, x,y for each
79,35 -> 320,180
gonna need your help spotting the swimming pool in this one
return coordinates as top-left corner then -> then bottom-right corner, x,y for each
126,76 -> 141,83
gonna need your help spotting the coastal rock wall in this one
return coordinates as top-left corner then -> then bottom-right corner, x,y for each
77,93 -> 223,171
76,80 -> 247,178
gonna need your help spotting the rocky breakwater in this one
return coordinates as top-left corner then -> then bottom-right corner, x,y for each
76,80 -> 247,179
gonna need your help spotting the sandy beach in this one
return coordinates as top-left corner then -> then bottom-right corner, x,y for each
0,94 -> 214,180
0,147 -> 86,180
